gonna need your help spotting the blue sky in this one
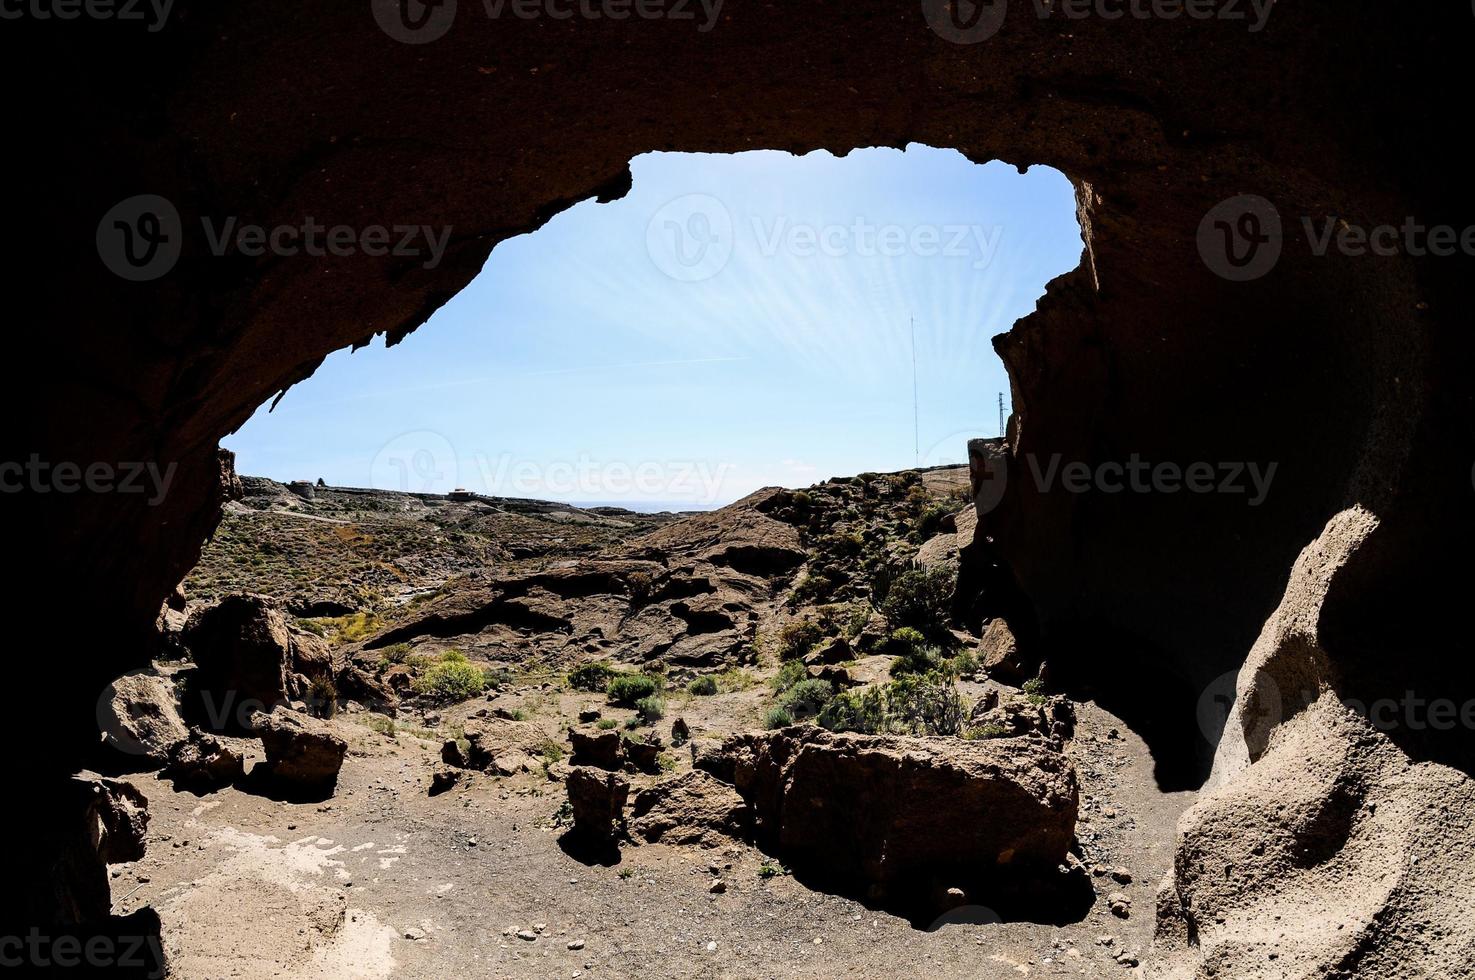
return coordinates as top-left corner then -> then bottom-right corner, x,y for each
226,145 -> 1080,508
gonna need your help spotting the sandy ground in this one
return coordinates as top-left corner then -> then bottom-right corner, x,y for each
111,689 -> 1195,979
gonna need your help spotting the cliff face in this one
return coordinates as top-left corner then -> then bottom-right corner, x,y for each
10,1 -> 1472,969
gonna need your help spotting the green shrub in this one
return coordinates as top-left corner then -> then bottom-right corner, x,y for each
775,619 -> 825,661
607,672 -> 661,706
307,675 -> 338,719
911,503 -> 953,542
568,660 -> 616,692
687,675 -> 719,696
818,687 -> 886,734
779,678 -> 834,717
764,706 -> 794,729
771,659 -> 808,695
819,671 -> 966,737
788,573 -> 837,606
891,643 -> 944,677
879,564 -> 955,641
888,626 -> 927,651
945,649 -> 980,677
1022,675 -> 1047,705
596,718 -> 618,730
413,658 -> 488,703
635,695 -> 665,723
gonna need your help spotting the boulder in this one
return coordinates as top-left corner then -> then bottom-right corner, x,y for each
978,618 -> 1033,684
97,669 -> 189,767
335,665 -> 399,716
670,717 -> 691,745
566,766 -> 629,844
441,738 -> 467,768
164,729 -> 245,791
622,734 -> 662,773
804,636 -> 851,666
696,727 -> 1077,900
248,707 -> 347,794
568,725 -> 621,770
428,769 -> 461,797
185,594 -> 330,725
630,770 -> 753,847
968,687 -> 1075,742
463,717 -> 551,772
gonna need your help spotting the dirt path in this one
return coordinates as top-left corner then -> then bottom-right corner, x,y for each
113,693 -> 1194,979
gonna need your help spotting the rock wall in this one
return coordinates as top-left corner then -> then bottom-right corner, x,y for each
10,1 -> 1471,969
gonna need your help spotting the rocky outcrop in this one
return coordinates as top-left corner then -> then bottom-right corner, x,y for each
97,669 -> 189,768
15,2 -> 1470,965
463,717 -> 551,775
568,725 -> 621,770
977,619 -> 1033,685
185,595 -> 336,726
696,727 -> 1077,904
565,766 -> 629,846
629,770 -> 752,847
163,730 -> 246,792
248,707 -> 347,796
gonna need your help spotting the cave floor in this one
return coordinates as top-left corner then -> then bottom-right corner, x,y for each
108,693 -> 1195,979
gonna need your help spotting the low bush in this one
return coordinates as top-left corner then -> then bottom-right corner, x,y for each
687,675 -> 719,696
413,655 -> 488,703
635,695 -> 665,724
779,678 -> 835,717
568,660 -> 616,692
771,659 -> 808,695
775,618 -> 825,660
607,672 -> 661,706
764,706 -> 794,729
879,564 -> 955,642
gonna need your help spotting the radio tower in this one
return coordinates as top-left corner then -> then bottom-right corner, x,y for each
998,392 -> 1006,439
911,315 -> 920,466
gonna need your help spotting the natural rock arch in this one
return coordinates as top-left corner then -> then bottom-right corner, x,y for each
13,2 -> 1472,975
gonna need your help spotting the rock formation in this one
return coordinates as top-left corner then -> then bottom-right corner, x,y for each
11,3 -> 1471,970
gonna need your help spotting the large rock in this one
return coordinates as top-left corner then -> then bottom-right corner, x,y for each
630,770 -> 752,847
565,766 -> 629,845
696,727 -> 1077,899
568,725 -> 621,770
463,717 -> 551,774
977,618 -> 1033,685
185,595 -> 332,726
248,707 -> 347,795
96,669 -> 189,767
164,729 -> 245,792
335,664 -> 399,716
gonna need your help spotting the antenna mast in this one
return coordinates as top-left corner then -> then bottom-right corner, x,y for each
910,315 -> 920,466
998,392 -> 1006,440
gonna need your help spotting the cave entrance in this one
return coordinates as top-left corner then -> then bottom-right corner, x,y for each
128,147 -> 1205,956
